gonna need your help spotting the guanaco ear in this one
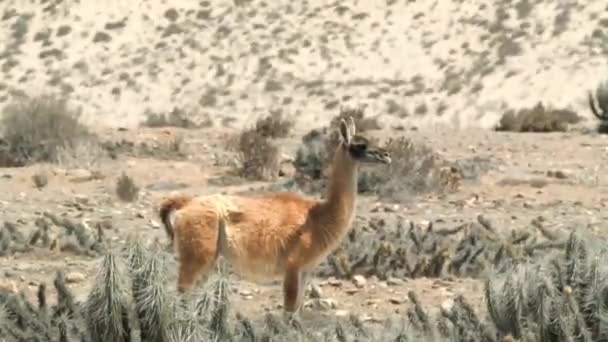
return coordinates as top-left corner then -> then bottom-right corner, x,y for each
339,118 -> 352,145
348,116 -> 356,136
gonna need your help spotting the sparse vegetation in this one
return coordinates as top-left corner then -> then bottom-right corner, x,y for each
294,106 -> 458,198
116,172 -> 139,202
233,112 -> 294,181
0,95 -> 96,167
32,171 -> 48,189
495,102 -> 581,132
142,107 -> 207,129
1,230 -> 605,341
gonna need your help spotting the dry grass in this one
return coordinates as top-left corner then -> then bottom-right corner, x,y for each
495,102 -> 581,132
0,95 -> 96,167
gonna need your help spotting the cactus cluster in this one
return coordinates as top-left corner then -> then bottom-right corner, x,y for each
0,212 -> 105,257
317,214 -> 567,280
0,230 -> 606,341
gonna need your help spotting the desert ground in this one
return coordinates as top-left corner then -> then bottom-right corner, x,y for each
2,0 -> 608,340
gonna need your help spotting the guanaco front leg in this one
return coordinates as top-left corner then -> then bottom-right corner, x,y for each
283,267 -> 307,314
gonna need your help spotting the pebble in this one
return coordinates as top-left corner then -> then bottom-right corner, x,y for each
387,277 -> 404,286
309,283 -> 323,298
352,275 -> 366,288
312,298 -> 337,311
65,272 -> 86,284
334,310 -> 349,317
389,297 -> 406,305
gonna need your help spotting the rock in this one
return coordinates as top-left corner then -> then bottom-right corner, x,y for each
0,280 -> 18,294
312,298 -> 337,311
352,275 -> 366,288
547,169 -> 571,179
389,297 -> 405,305
441,299 -> 454,312
344,288 -> 359,295
326,278 -> 342,287
387,277 -> 404,286
239,289 -> 253,299
68,169 -> 94,183
334,310 -> 349,317
308,282 -> 323,298
150,220 -> 161,229
65,272 -> 86,284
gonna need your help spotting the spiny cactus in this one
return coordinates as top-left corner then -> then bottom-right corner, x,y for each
316,214 -> 565,281
588,79 -> 608,133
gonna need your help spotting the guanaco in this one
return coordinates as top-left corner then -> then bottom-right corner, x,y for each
158,116 -> 391,314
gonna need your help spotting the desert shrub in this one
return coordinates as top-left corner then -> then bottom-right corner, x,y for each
233,112 -> 294,181
495,102 -> 581,132
116,172 -> 139,202
293,106 -> 384,192
253,110 -> 294,138
294,107 -> 461,199
0,95 -> 95,167
588,80 -> 608,133
361,137 -> 462,200
142,107 -> 205,128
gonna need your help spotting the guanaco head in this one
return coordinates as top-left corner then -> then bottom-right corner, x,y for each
339,117 -> 392,165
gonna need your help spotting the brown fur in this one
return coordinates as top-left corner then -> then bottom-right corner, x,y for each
159,117 -> 390,313
159,195 -> 194,241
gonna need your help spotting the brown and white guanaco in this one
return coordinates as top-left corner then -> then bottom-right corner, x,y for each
158,116 -> 391,314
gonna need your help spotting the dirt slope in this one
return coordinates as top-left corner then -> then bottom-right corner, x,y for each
1,0 -> 606,130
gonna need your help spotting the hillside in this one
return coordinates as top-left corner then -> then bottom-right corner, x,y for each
1,0 -> 606,130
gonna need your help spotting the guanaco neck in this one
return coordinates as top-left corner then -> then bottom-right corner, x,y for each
316,143 -> 358,234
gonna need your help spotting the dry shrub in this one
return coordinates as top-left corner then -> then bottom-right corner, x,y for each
253,110 -> 294,138
294,106 -> 382,184
294,106 -> 458,198
142,107 -> 208,128
495,102 -> 581,132
233,112 -> 294,181
360,137 -> 462,200
116,172 -> 139,202
0,95 -> 96,166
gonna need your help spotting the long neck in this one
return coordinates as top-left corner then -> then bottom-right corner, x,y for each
319,143 -> 358,229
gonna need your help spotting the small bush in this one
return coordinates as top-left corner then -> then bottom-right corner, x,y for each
294,106 -> 382,186
142,107 -> 203,128
294,106 -> 458,198
116,172 -> 139,202
236,127 -> 280,181
495,102 -> 581,132
32,172 -> 48,189
0,95 -> 94,167
253,110 -> 294,138
232,112 -> 294,181
362,137 -> 462,199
